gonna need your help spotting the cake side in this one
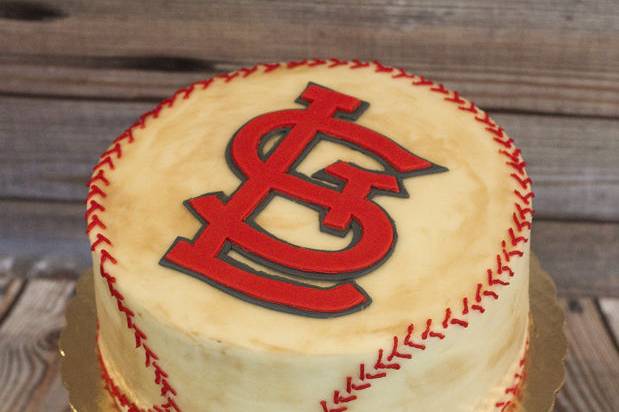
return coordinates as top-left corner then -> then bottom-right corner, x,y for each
88,59 -> 534,412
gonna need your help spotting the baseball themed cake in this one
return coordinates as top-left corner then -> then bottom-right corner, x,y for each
86,59 -> 533,412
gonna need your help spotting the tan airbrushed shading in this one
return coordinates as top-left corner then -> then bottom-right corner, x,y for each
91,61 -> 530,412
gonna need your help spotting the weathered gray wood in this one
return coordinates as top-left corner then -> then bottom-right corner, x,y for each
0,0 -> 618,117
0,278 -> 74,412
555,298 -> 619,412
533,221 -> 619,298
0,200 -> 89,276
1,199 -> 618,297
2,96 -> 618,220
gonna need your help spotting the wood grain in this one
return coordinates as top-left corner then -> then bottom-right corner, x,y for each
0,278 -> 74,412
555,298 -> 619,412
533,220 -> 619,298
1,199 -> 617,297
2,95 -> 618,220
0,1 -> 618,117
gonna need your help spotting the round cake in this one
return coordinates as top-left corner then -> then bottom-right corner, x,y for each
87,59 -> 533,412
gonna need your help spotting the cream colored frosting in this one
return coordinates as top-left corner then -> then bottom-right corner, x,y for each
90,61 -> 531,412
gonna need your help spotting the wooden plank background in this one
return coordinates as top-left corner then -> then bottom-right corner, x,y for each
0,1 -> 617,411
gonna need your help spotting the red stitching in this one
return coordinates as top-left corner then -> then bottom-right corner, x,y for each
86,184 -> 107,201
93,156 -> 114,172
86,60 -> 533,412
86,214 -> 106,234
508,228 -> 528,246
392,68 -> 415,79
445,91 -> 465,104
263,63 -> 281,72
499,148 -> 521,163
308,58 -> 327,67
403,324 -> 426,350
421,318 -> 445,340
102,142 -> 122,159
462,297 -> 469,315
515,203 -> 534,220
287,59 -> 309,69
350,59 -> 370,69
327,58 -> 348,68
488,269 -> 510,286
475,112 -> 496,127
412,75 -> 433,86
430,83 -> 449,94
86,169 -> 110,188
510,173 -> 532,189
458,101 -> 478,113
91,233 -> 111,251
374,348 -> 401,370
514,189 -> 535,205
387,336 -> 412,361
373,60 -> 394,73
442,307 -> 469,329
239,65 -> 258,77
113,129 -> 134,144
494,342 -> 529,411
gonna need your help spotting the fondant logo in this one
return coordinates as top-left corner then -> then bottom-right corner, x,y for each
160,83 -> 446,318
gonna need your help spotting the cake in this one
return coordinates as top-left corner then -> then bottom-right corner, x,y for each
86,59 -> 533,412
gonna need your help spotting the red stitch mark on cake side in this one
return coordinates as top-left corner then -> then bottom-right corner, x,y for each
495,341 -> 529,411
309,63 -> 529,412
86,60 -> 533,411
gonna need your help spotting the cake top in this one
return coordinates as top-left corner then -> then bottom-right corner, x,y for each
89,60 -> 530,355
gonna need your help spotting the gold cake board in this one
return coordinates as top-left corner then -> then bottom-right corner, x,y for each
59,256 -> 566,412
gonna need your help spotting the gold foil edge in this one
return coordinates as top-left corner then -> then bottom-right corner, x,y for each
59,255 -> 566,411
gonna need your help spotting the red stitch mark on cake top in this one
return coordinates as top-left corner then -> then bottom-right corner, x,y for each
263,63 -> 281,72
86,169 -> 110,188
197,78 -> 214,89
373,60 -> 394,73
239,65 -> 258,77
430,83 -> 449,94
350,59 -> 370,69
458,101 -> 478,113
514,189 -> 535,205
328,58 -> 349,68
475,111 -> 496,127
445,91 -> 465,104
392,68 -> 415,79
515,203 -> 534,220
499,148 -> 522,163
308,58 -> 327,67
412,75 -> 433,86
510,173 -> 532,189
86,60 -> 532,412
287,59 -> 309,69
86,214 -> 106,234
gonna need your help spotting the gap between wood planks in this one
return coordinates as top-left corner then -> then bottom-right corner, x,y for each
0,0 -> 618,117
0,55 -> 618,119
0,276 -> 73,412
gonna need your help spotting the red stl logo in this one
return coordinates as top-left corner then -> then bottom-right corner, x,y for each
160,83 -> 446,318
